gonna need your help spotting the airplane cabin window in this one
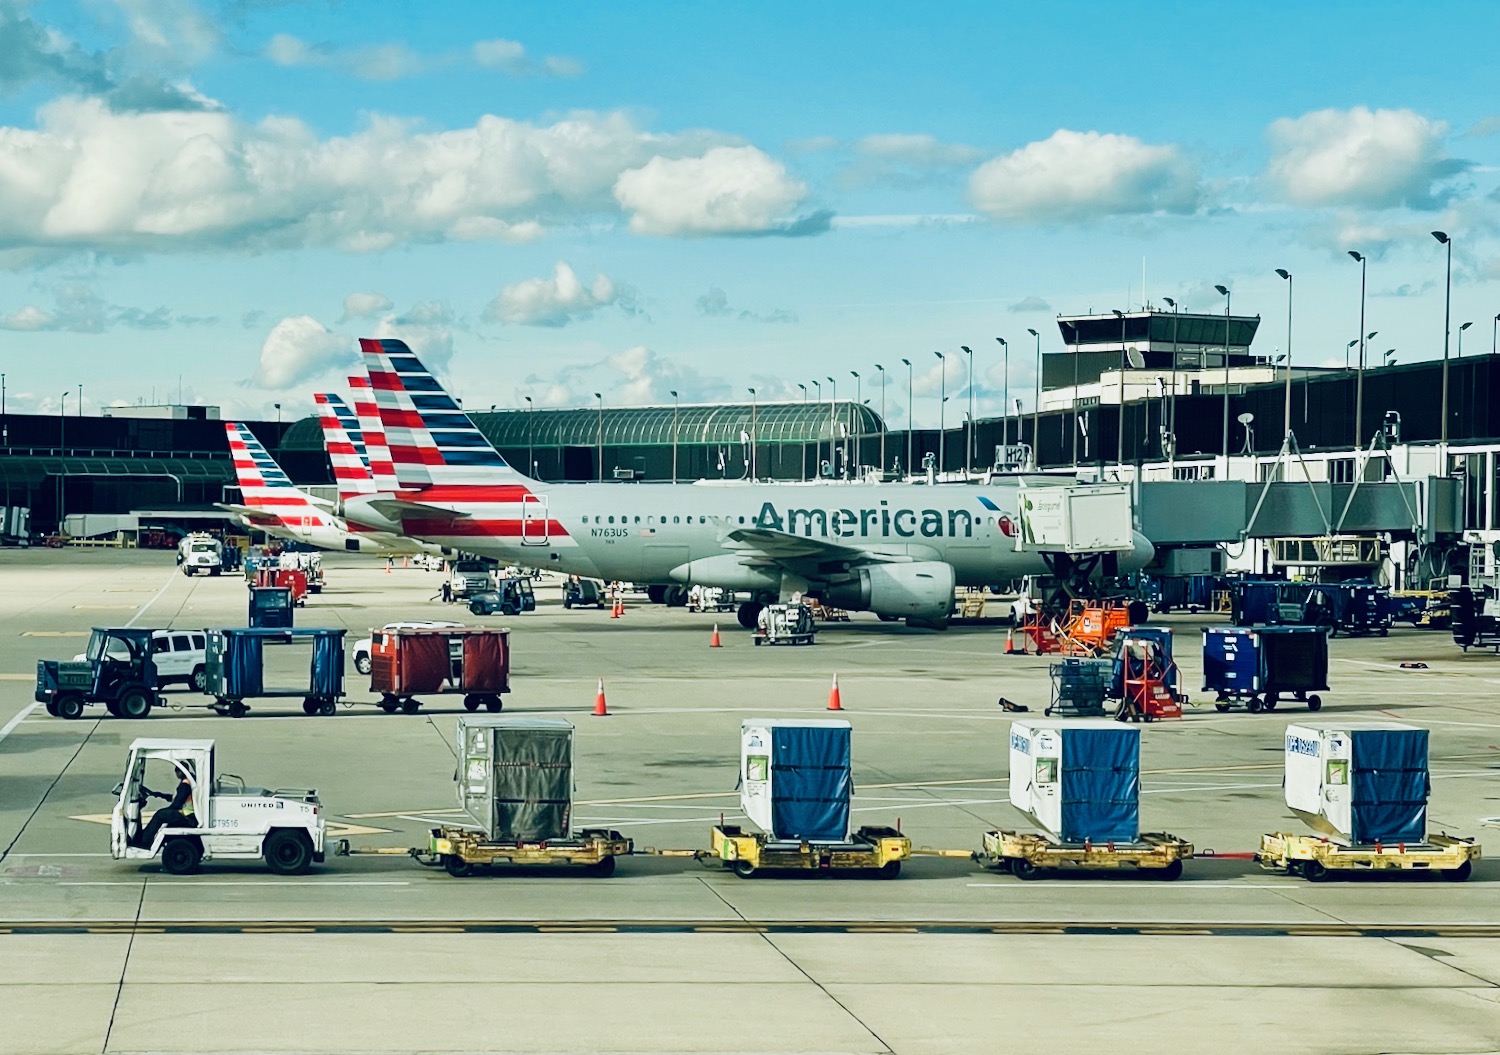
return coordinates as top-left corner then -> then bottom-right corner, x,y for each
608,516 -> 615,524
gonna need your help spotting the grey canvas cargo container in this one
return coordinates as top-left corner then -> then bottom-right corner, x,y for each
455,716 -> 573,842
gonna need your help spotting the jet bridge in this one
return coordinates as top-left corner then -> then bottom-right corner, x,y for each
1137,478 -> 1460,548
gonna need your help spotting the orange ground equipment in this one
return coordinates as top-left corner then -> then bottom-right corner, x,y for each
1114,634 -> 1183,723
369,626 -> 510,715
255,566 -> 308,606
1011,615 -> 1062,655
1059,600 -> 1133,657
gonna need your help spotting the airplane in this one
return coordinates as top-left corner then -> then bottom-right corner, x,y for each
344,338 -> 1154,629
219,421 -> 425,554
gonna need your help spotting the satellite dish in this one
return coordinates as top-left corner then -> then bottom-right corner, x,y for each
1237,412 -> 1255,425
1126,345 -> 1145,369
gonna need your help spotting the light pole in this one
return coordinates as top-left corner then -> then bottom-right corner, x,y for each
934,351 -> 946,475
874,364 -> 886,473
1026,329 -> 1040,467
1214,284 -> 1231,460
1433,231 -> 1453,454
1275,270 -> 1293,456
1458,320 -> 1473,359
850,370 -> 861,471
900,359 -> 912,477
1111,309 -> 1127,466
826,376 -> 837,477
995,337 -> 1009,451
747,387 -> 757,480
59,391 -> 70,533
1348,250 -> 1368,450
274,402 -> 282,425
77,383 -> 82,416
669,390 -> 679,483
523,395 -> 533,480
959,347 -> 973,475
796,383 -> 807,481
1346,338 -> 1358,370
1162,297 -> 1179,454
594,392 -> 603,482
1494,313 -> 1500,356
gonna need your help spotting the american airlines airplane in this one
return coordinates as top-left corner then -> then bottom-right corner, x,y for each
342,339 -> 1153,629
219,421 -> 424,554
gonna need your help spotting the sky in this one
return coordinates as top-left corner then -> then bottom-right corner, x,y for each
2,0 -> 1500,429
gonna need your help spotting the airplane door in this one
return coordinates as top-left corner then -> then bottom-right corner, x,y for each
521,495 -> 549,546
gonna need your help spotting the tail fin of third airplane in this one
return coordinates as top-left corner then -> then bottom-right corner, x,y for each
315,393 -> 376,501
358,338 -> 522,491
348,374 -> 402,493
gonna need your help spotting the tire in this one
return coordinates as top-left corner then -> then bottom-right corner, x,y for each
877,861 -> 902,880
106,700 -> 122,718
1246,696 -> 1264,714
228,700 -> 248,718
1011,858 -> 1043,881
444,855 -> 474,878
160,837 -> 201,875
732,859 -> 756,879
1302,860 -> 1330,883
585,856 -> 617,878
1157,859 -> 1184,881
562,600 -> 572,610
117,688 -> 153,719
400,698 -> 420,714
264,830 -> 314,875
463,695 -> 482,712
1263,695 -> 1279,712
736,603 -> 762,630
317,699 -> 336,717
56,694 -> 85,720
1444,861 -> 1473,883
379,695 -> 399,713
354,654 -> 372,676
1214,703 -> 1231,713
485,697 -> 503,713
302,699 -> 318,715
190,666 -> 207,692
1307,695 -> 1323,712
44,699 -> 59,717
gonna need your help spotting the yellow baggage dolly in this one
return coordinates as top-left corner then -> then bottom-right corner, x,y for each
421,826 -> 632,877
977,829 -> 1193,880
1256,831 -> 1478,882
709,823 -> 908,878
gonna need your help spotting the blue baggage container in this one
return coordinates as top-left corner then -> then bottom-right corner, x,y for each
1203,626 -> 1327,713
1109,627 -> 1179,699
203,627 -> 346,715
1008,720 -> 1140,844
770,723 -> 851,842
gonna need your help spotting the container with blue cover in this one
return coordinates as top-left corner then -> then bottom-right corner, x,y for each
740,719 -> 851,842
203,627 -> 345,716
1008,719 -> 1140,844
1202,625 -> 1327,713
1284,722 -> 1429,845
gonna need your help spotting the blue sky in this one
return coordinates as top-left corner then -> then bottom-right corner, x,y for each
2,0 -> 1499,429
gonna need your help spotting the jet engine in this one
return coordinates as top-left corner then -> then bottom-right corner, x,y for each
823,561 -> 955,629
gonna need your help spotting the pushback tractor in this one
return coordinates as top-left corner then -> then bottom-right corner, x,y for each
37,627 -> 162,720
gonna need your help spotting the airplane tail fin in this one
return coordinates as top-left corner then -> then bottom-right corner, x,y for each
358,338 -> 526,489
348,373 -> 403,493
223,422 -> 329,529
315,393 -> 376,501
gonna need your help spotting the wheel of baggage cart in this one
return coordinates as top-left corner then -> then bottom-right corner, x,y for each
316,698 -> 336,717
1011,858 -> 1043,881
301,698 -> 318,715
264,830 -> 313,875
228,700 -> 248,719
585,856 -> 617,877
485,696 -> 503,712
55,693 -> 85,720
877,861 -> 902,880
1214,703 -> 1231,713
1246,696 -> 1264,714
378,694 -> 399,713
400,697 -> 420,714
1307,694 -> 1323,712
160,837 -> 201,875
1157,859 -> 1184,881
117,687 -> 153,720
1301,860 -> 1330,883
732,859 -> 757,879
443,855 -> 473,878
1444,861 -> 1473,882
463,694 -> 482,712
1263,694 -> 1279,712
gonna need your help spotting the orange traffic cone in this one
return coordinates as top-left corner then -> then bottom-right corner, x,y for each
1005,627 -> 1021,655
593,678 -> 609,716
610,597 -> 621,619
827,673 -> 843,711
710,624 -> 722,648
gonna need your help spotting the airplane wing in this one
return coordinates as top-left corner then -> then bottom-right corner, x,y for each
365,498 -> 473,522
724,527 -> 915,572
215,502 -> 280,522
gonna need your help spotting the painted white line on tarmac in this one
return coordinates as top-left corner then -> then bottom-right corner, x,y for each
7,853 -> 111,858
0,703 -> 40,747
964,882 -> 1285,890
125,569 -> 180,628
59,880 -> 411,887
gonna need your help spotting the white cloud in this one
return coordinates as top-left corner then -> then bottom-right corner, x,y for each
614,146 -> 819,236
264,33 -> 320,67
485,262 -> 617,326
517,346 -> 729,407
341,292 -> 393,320
473,38 -> 584,77
264,34 -> 425,81
855,133 -> 983,167
1008,294 -> 1052,313
373,302 -> 455,372
969,130 -> 1202,223
911,353 -> 969,397
1266,107 -> 1461,210
256,316 -> 352,389
695,286 -> 797,323
0,99 -> 752,255
0,282 -> 192,331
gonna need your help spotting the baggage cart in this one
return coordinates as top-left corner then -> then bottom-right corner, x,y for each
977,829 -> 1192,880
369,626 -> 510,713
1256,831 -> 1478,882
1046,658 -> 1110,717
202,627 -> 345,717
1109,627 -> 1186,721
709,823 -> 908,878
1202,625 -> 1327,713
422,827 -> 632,877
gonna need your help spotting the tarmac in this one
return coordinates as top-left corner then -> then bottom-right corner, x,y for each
2,548 -> 1498,1055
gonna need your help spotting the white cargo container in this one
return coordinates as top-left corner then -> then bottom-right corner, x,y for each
1284,721 -> 1429,846
1016,483 -> 1134,554
741,718 -> 852,843
1008,719 -> 1140,845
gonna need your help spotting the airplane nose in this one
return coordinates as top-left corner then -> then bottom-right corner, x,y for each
1124,530 -> 1155,572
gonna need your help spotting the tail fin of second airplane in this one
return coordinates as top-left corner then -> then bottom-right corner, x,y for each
315,393 -> 376,501
358,338 -> 522,490
347,374 -> 402,493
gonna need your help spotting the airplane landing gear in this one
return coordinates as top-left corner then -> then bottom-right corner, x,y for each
737,602 -> 763,630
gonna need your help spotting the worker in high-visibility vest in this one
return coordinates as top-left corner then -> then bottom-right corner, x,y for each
137,764 -> 195,848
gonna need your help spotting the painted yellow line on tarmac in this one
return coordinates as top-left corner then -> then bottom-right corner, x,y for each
19,631 -> 88,637
0,673 -> 34,680
71,605 -> 138,611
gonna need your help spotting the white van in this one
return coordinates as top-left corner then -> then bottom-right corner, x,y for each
76,629 -> 208,692
448,560 -> 493,599
178,534 -> 222,576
